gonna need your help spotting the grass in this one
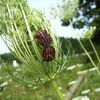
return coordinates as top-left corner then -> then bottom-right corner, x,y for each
0,55 -> 100,100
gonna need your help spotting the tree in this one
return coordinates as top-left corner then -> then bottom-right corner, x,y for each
0,53 -> 21,64
59,37 -> 92,54
53,0 -> 100,44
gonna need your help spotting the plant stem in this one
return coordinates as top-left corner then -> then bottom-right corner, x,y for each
51,80 -> 65,100
89,39 -> 100,63
78,39 -> 100,75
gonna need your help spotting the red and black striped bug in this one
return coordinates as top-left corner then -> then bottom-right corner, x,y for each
42,46 -> 55,61
34,30 -> 55,61
34,30 -> 52,48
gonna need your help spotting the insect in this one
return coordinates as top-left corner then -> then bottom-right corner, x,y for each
42,46 -> 55,61
34,30 -> 55,61
34,30 -> 52,48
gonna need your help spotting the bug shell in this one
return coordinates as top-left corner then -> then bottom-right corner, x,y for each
34,30 -> 52,48
34,30 -> 55,61
42,46 -> 55,61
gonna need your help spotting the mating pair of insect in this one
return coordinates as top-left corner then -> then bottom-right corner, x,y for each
34,30 -> 55,62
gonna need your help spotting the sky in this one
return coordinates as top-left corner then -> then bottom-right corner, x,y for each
28,0 -> 81,38
0,0 -> 81,54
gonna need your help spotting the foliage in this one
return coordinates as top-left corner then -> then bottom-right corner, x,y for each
59,37 -> 93,54
79,26 -> 96,39
52,0 -> 100,44
0,58 -> 100,100
51,0 -> 79,25
0,53 -> 21,64
0,0 -> 73,88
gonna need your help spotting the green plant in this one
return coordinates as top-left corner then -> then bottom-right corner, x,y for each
0,0 -> 73,99
77,27 -> 100,75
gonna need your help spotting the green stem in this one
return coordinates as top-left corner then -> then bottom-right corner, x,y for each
78,39 -> 100,75
6,3 -> 14,31
51,80 -> 65,100
89,39 -> 100,63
